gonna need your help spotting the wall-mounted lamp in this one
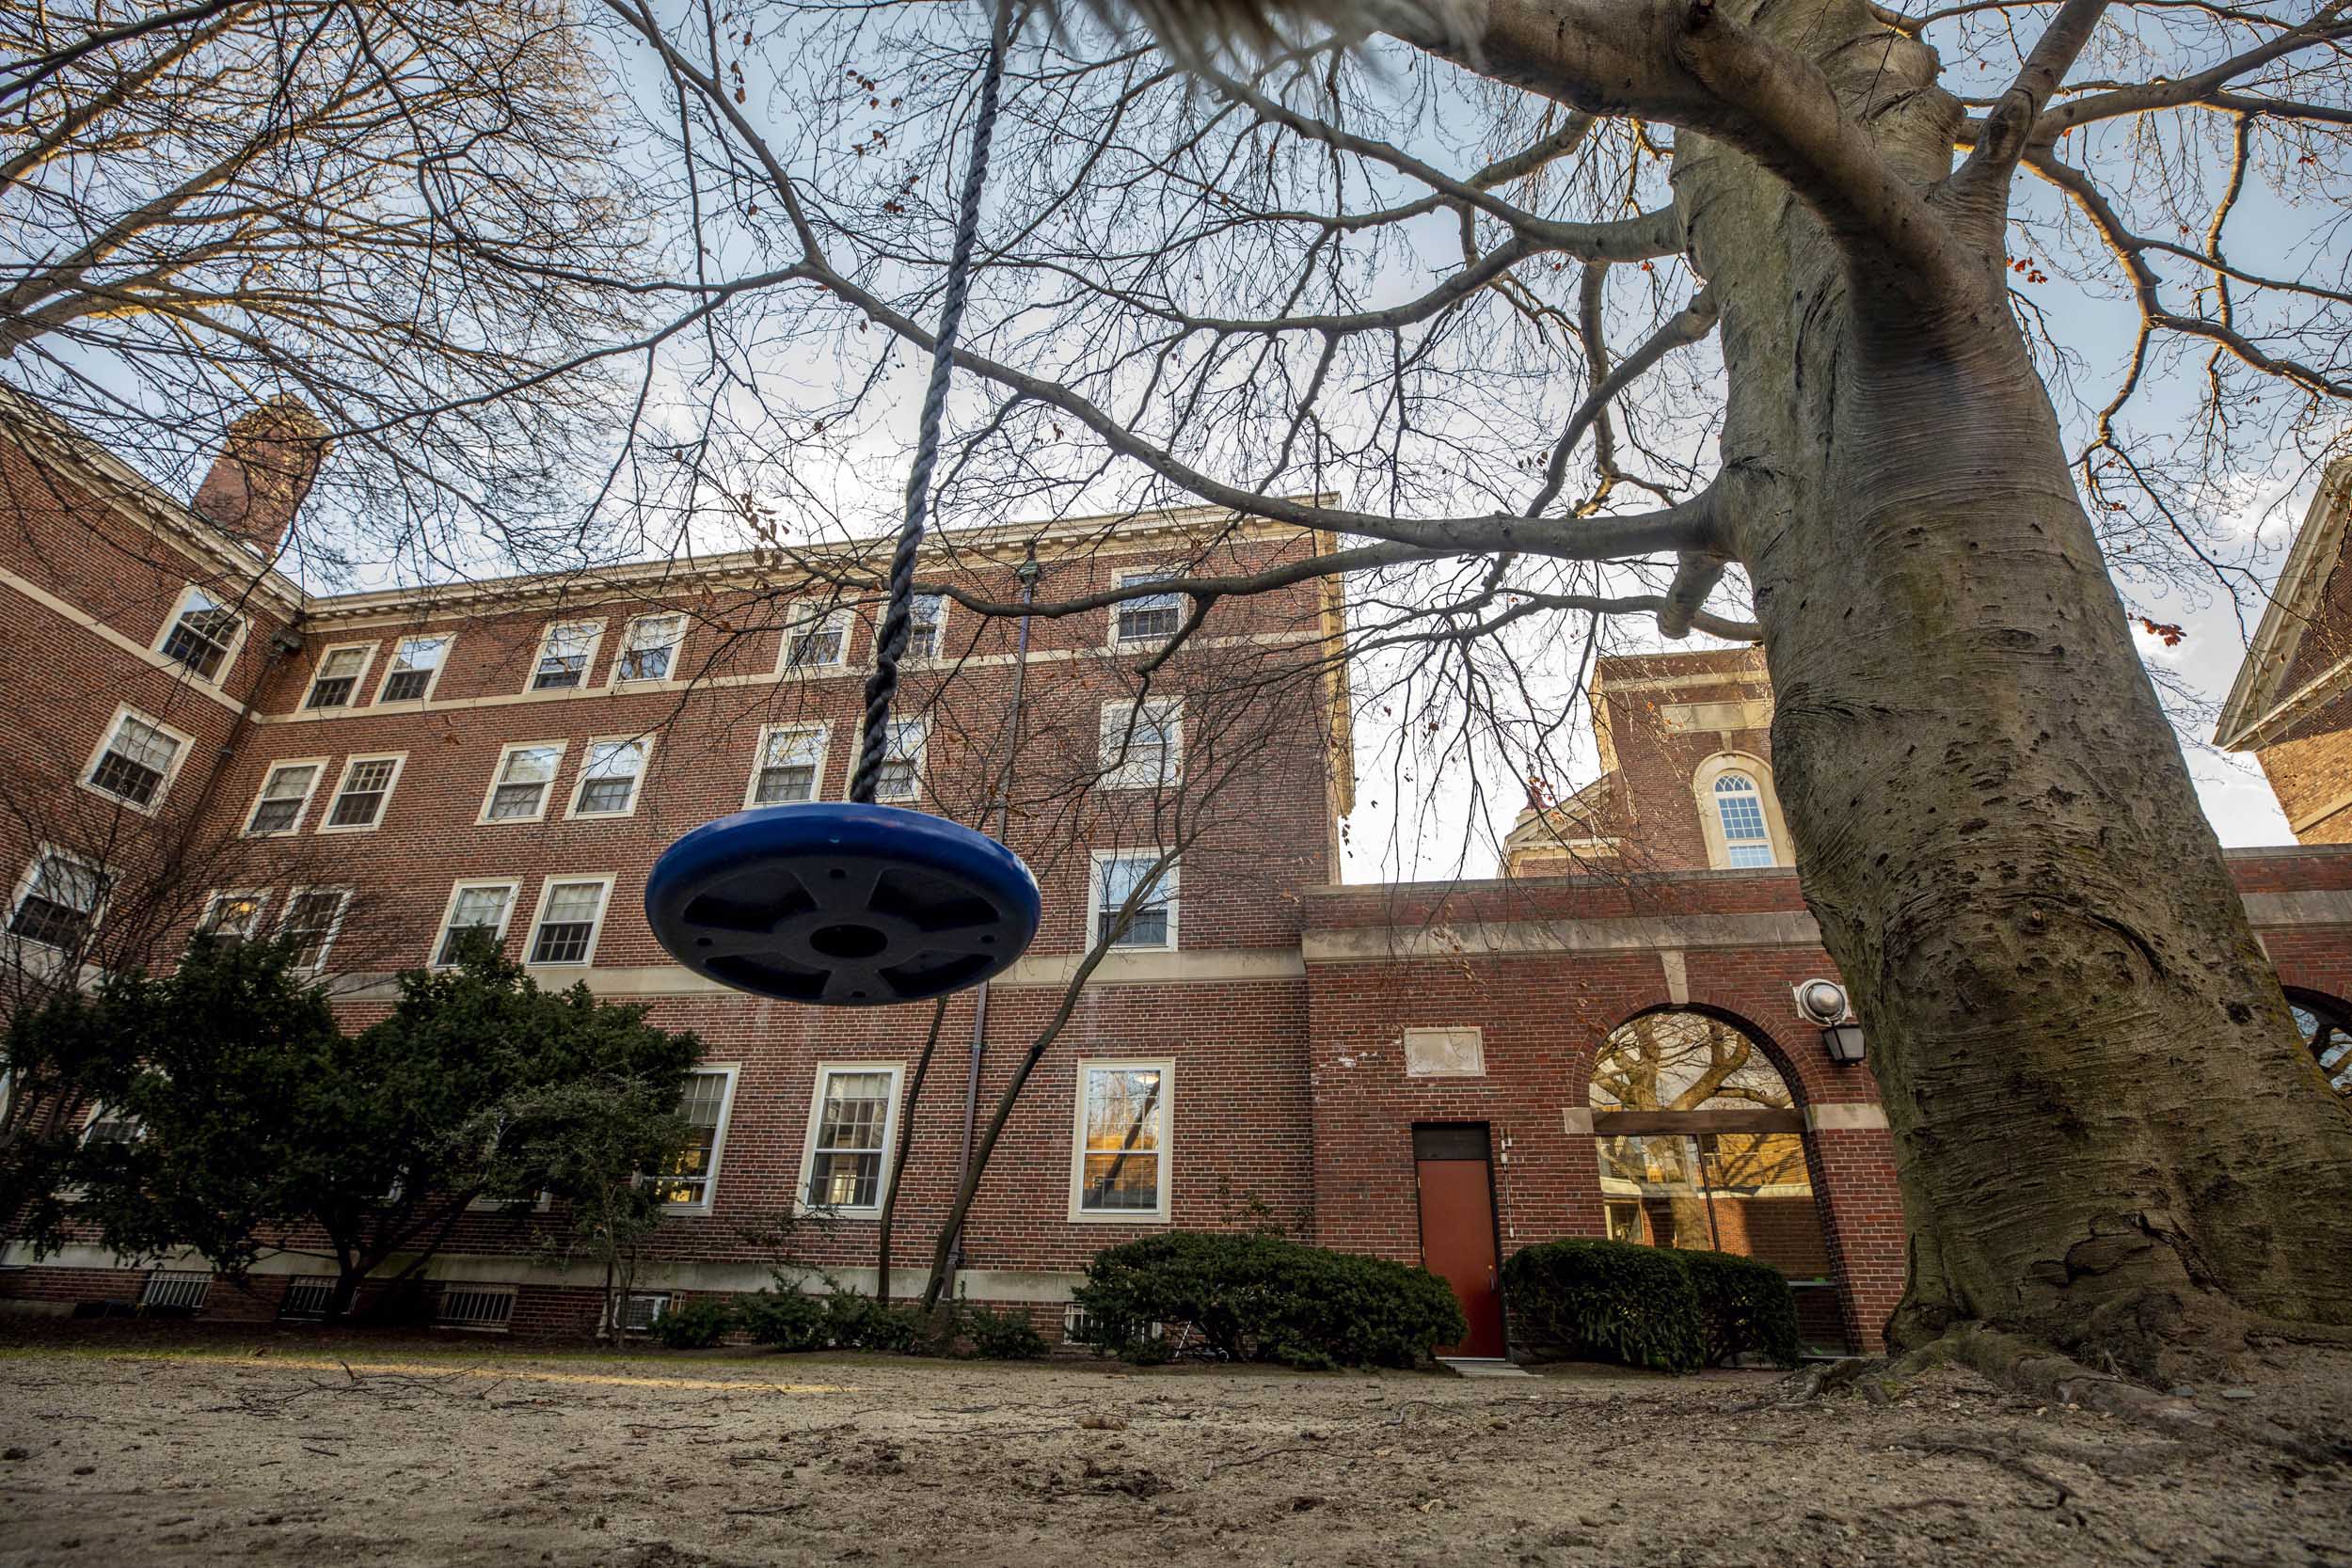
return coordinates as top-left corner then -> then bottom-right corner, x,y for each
1794,978 -> 1867,1065
1820,1021 -> 1867,1066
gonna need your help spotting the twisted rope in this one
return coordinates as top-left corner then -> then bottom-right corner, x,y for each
850,0 -> 1015,805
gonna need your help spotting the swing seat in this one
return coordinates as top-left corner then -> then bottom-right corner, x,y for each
644,802 -> 1041,1006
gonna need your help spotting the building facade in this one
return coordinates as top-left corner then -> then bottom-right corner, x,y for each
5,401 -> 2349,1355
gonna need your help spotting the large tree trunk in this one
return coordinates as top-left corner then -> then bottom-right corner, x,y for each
1664,0 -> 2352,1370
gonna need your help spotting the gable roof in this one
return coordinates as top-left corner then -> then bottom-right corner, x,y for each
2216,460 -> 2352,752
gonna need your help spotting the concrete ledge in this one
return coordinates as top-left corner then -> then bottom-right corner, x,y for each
1304,911 -> 1824,962
1805,1103 -> 1890,1132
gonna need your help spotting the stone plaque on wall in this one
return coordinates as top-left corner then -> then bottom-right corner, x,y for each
1403,1026 -> 1486,1077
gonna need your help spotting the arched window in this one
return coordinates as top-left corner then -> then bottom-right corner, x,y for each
2286,989 -> 2352,1098
1712,772 -> 1775,867
1588,1008 -> 1842,1352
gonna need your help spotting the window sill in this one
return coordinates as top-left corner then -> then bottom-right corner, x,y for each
1068,1209 -> 1170,1225
76,780 -> 159,816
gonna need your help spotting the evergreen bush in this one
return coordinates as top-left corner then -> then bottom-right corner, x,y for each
1678,1248 -> 1804,1368
739,1284 -> 830,1351
1502,1239 -> 1803,1371
822,1289 -> 926,1352
959,1302 -> 1050,1359
652,1295 -> 736,1349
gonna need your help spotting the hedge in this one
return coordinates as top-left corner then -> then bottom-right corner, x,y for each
1502,1238 -> 1802,1372
1069,1230 -> 1466,1370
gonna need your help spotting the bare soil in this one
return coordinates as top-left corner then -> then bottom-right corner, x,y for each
1,1331 -> 2347,1566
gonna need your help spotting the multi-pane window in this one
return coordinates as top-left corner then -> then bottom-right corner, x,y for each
324,755 -> 401,830
305,645 -> 371,708
87,710 -> 183,808
245,762 -> 320,835
1113,570 -> 1183,643
572,738 -> 647,816
785,605 -> 848,669
484,744 -> 564,821
1100,699 -> 1182,789
278,889 -> 347,971
83,1101 -> 145,1148
531,621 -> 602,690
158,587 -> 240,679
614,615 -> 683,682
1073,1063 -> 1168,1218
9,851 -> 107,950
802,1067 -> 898,1212
199,891 -> 268,943
751,725 -> 828,806
874,718 -> 926,803
658,1069 -> 735,1210
1092,852 -> 1175,949
437,883 -> 516,965
379,636 -> 450,703
905,594 -> 946,660
1712,772 -> 1775,868
529,879 -> 608,965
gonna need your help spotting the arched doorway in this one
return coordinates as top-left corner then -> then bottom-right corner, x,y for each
2286,989 -> 2352,1097
1589,1007 -> 1844,1354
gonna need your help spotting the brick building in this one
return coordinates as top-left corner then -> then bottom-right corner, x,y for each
5,399 -> 2350,1357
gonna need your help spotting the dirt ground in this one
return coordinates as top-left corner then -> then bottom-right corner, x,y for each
1,1332 -> 2348,1567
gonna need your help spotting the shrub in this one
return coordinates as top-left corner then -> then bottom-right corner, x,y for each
1069,1230 -> 1465,1370
822,1289 -> 926,1353
739,1284 -> 830,1352
960,1302 -> 1049,1360
1678,1249 -> 1803,1369
653,1296 -> 736,1349
1502,1239 -> 1804,1372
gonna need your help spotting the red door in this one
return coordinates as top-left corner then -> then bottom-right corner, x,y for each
1415,1126 -> 1505,1357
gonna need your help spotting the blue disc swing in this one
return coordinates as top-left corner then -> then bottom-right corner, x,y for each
644,0 -> 1039,1007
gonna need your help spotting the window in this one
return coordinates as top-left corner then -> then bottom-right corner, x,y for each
305,643 -> 373,709
2288,990 -> 2352,1099
749,723 -> 829,807
613,1292 -> 672,1332
436,881 -> 517,965
280,1277 -> 336,1321
82,1100 -> 144,1148
86,707 -> 186,810
378,635 -> 451,703
199,890 -> 269,943
905,594 -> 946,660
873,717 -> 926,803
1072,1061 -> 1170,1221
157,586 -> 241,680
798,1064 -> 901,1214
9,849 -> 108,951
570,737 -> 649,817
1100,698 -> 1182,789
1089,851 -> 1176,949
437,1284 -> 516,1331
656,1068 -> 738,1212
528,878 -> 611,966
1112,570 -> 1183,644
1712,773 -> 1774,867
278,888 -> 348,972
530,620 -> 603,690
481,742 -> 566,822
614,614 -> 684,683
784,604 -> 850,669
141,1271 -> 211,1312
322,753 -> 403,832
244,760 -> 323,835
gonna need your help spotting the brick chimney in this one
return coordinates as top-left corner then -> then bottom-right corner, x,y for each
191,397 -> 331,555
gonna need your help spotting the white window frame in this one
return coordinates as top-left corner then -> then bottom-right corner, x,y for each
527,618 -> 606,692
478,740 -> 569,825
794,1061 -> 905,1218
277,885 -> 351,974
659,1065 -> 739,1216
376,634 -> 454,705
903,593 -> 947,663
81,705 -> 193,815
302,641 -> 378,710
318,752 -> 405,834
1087,849 -> 1179,952
1068,1058 -> 1174,1224
8,846 -> 110,952
780,603 -> 853,672
1108,569 -> 1184,646
745,721 -> 832,809
433,879 -> 520,967
611,613 -> 686,686
242,756 -> 328,838
1099,697 -> 1184,790
153,584 -> 247,684
526,875 -> 614,967
81,1098 -> 145,1148
857,715 -> 928,804
198,888 -> 271,942
1692,752 -> 1795,871
566,735 -> 653,819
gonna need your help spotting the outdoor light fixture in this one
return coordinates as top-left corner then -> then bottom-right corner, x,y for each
1794,978 -> 1867,1066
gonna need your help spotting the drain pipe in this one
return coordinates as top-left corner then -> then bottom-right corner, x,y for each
946,547 -> 1041,1275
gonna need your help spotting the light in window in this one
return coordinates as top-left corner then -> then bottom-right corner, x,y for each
437,885 -> 515,965
1078,1065 -> 1164,1213
530,881 -> 606,965
1101,700 -> 1180,789
278,890 -> 345,971
805,1069 -> 894,1209
9,853 -> 107,950
381,636 -> 448,702
753,727 -> 826,804
573,739 -> 646,816
1093,854 -> 1172,948
306,646 -> 370,708
486,746 -> 562,819
875,719 -> 924,802
246,763 -> 318,834
326,758 -> 398,829
1713,772 -> 1775,868
89,713 -> 182,807
616,616 -> 683,682
658,1071 -> 731,1207
199,892 -> 267,943
786,608 -> 846,669
532,622 -> 599,690
1114,572 -> 1182,643
160,589 -> 239,679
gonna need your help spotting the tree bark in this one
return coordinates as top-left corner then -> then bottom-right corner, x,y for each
1657,0 -> 2352,1370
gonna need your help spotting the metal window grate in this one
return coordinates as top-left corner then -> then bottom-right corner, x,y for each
617,1292 -> 671,1331
437,1284 -> 517,1331
1064,1303 -> 1162,1345
141,1271 -> 211,1311
280,1276 -> 336,1320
